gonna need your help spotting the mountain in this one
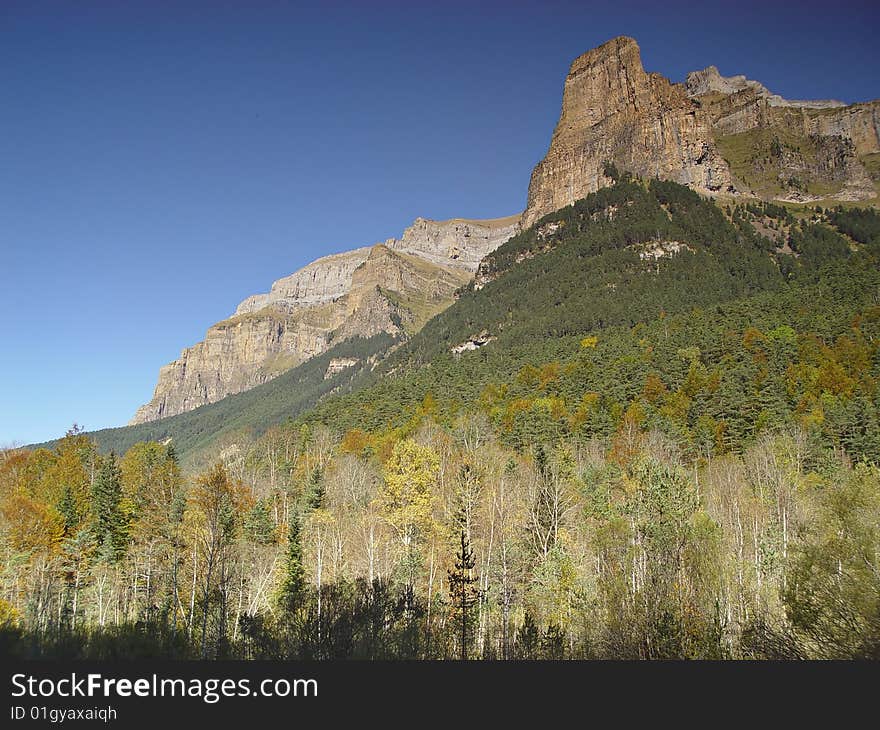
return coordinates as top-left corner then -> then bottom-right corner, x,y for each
71,176 -> 880,463
10,36 -> 880,664
131,215 -> 520,423
131,36 -> 878,426
119,35 -> 879,432
522,36 -> 878,226
304,179 -> 880,462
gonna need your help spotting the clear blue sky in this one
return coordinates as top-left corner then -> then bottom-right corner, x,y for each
2,0 -> 878,445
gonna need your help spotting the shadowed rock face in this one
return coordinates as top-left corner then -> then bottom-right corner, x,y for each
522,36 -> 733,227
130,217 -> 516,424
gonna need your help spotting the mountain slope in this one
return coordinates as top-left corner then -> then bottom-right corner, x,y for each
49,333 -> 399,464
300,180 -> 880,460
131,215 -> 518,423
131,35 -> 877,428
63,180 -> 880,462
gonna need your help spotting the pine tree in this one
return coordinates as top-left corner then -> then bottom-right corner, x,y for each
447,530 -> 480,659
515,612 -> 541,659
276,511 -> 306,614
244,500 -> 275,545
58,484 -> 79,538
90,453 -> 127,562
304,466 -> 325,511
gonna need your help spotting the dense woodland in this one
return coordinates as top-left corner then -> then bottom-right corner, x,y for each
3,179 -> 880,659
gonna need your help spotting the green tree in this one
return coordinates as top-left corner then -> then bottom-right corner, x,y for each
57,484 -> 80,538
304,466 -> 325,511
276,512 -> 307,615
784,463 -> 880,658
244,500 -> 276,545
448,530 -> 480,659
90,453 -> 127,562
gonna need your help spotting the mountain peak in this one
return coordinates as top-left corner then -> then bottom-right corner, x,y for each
522,37 -> 732,227
522,36 -> 878,226
568,35 -> 641,78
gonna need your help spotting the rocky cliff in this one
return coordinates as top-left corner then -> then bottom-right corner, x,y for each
386,215 -> 521,270
685,66 -> 879,202
131,217 -> 512,423
522,36 -> 733,227
523,36 -> 879,225
230,215 -> 520,317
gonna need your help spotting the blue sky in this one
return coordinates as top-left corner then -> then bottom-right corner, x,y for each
2,0 -> 878,445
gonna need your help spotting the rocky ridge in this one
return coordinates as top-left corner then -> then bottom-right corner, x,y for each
523,36 -> 879,225
684,65 -> 845,111
522,36 -> 733,227
684,65 -> 878,202
131,217 -> 514,423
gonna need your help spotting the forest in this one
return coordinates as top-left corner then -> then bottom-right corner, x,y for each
2,179 -> 879,659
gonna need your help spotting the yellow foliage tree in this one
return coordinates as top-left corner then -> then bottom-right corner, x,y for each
379,439 -> 439,558
0,491 -> 63,554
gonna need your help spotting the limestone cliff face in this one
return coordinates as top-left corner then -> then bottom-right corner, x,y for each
386,215 -> 521,271
522,36 -> 733,227
684,65 -> 877,142
685,65 -> 879,201
130,303 -> 347,423
523,37 -> 879,224
234,248 -> 372,316
131,218 -> 508,424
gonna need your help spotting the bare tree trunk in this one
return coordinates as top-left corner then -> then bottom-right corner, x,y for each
200,541 -> 218,659
188,549 -> 197,640
72,570 -> 80,630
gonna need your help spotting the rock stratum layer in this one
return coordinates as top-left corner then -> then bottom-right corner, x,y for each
523,36 -> 879,225
131,217 -> 517,423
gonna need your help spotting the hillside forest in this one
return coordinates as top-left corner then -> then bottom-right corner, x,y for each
3,178 -> 880,660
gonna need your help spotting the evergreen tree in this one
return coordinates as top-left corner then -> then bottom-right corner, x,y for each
304,466 -> 325,511
448,530 -> 480,659
515,612 -> 541,659
276,511 -> 306,614
57,484 -> 79,538
90,453 -> 127,562
244,500 -> 275,545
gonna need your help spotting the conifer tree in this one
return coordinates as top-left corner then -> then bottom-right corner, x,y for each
515,612 -> 541,659
276,511 -> 306,614
448,530 -> 480,659
244,500 -> 275,545
57,484 -> 79,538
90,453 -> 127,562
304,466 -> 325,511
